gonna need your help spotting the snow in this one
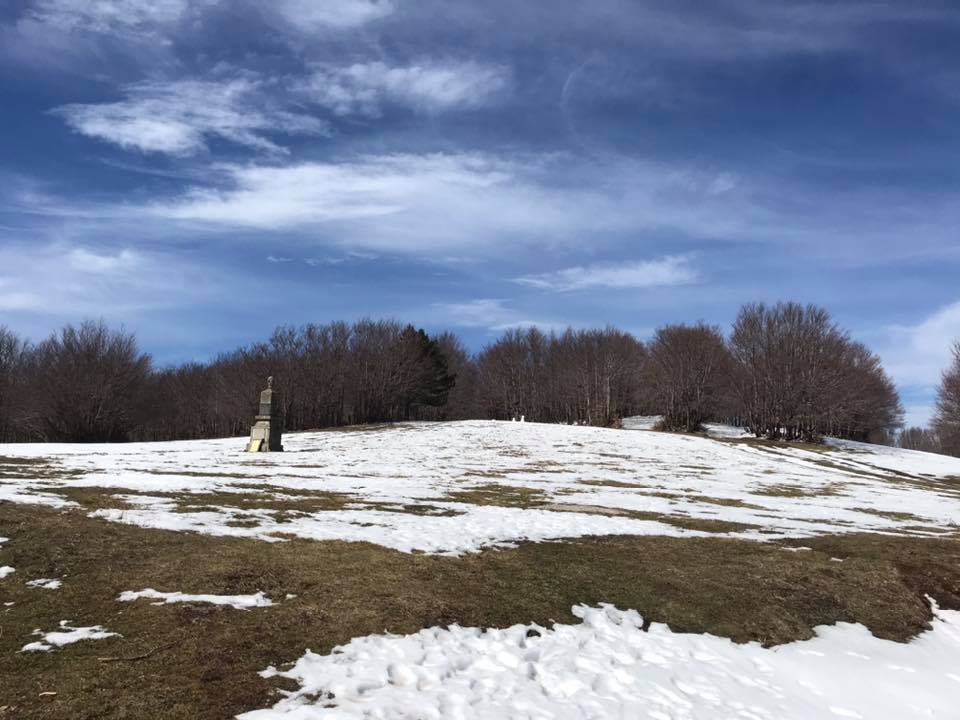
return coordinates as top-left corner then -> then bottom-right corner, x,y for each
1,420 -> 959,554
117,588 -> 273,609
21,621 -> 119,652
0,566 -> 14,578
239,601 -> 960,720
91,504 -> 706,554
26,578 -> 62,590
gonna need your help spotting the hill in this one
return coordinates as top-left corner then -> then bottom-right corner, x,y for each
1,421 -> 959,718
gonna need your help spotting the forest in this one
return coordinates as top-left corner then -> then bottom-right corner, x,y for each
0,301 -> 956,455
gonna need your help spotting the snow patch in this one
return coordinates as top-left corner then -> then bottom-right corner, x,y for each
239,602 -> 960,720
0,566 -> 14,578
117,588 -> 273,609
26,578 -> 62,590
3,421 -> 960,554
93,504 -> 705,555
22,621 -> 119,652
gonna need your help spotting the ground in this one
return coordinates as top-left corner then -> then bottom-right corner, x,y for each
1,420 -> 959,718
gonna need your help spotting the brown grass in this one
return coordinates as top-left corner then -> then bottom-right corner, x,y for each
1,501 -> 959,719
441,483 -> 549,508
753,483 -> 845,498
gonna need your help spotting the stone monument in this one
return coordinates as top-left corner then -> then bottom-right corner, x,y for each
246,376 -> 283,452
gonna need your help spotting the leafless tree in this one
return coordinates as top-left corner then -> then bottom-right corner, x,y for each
17,321 -> 151,442
898,426 -> 942,454
730,302 -> 902,442
3,307 -> 906,446
0,327 -> 26,441
643,323 -> 734,432
474,327 -> 645,426
933,342 -> 960,457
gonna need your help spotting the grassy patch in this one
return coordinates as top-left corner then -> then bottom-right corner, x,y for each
544,503 -> 766,534
753,483 -> 844,498
1,504 -> 959,719
0,456 -> 83,481
853,508 -> 926,523
686,495 -> 766,509
441,483 -> 549,508
52,487 -> 134,510
661,516 -> 761,533
0,456 -> 51,466
578,479 -> 652,489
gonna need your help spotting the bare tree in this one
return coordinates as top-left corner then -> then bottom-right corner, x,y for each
644,323 -> 733,432
474,327 -> 645,426
0,327 -> 26,441
933,342 -> 960,457
730,302 -> 902,442
898,426 -> 942,454
19,321 -> 151,442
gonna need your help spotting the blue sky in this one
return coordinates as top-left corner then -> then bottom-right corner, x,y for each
1,0 -> 959,427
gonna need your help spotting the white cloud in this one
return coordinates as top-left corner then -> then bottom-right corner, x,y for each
302,60 -> 509,115
0,281 -> 43,312
26,0 -> 194,36
429,298 -> 562,333
68,248 -> 140,273
269,0 -> 395,30
151,153 -> 513,230
880,301 -> 960,389
514,256 -> 697,292
145,153 -> 757,254
0,242 -> 225,317
432,299 -> 510,328
56,77 -> 327,156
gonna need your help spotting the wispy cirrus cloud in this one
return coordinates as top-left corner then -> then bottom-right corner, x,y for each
514,256 -> 698,292
429,298 -> 565,333
67,247 -> 140,274
0,242 -> 224,318
25,0 -> 198,36
143,153 -> 757,254
55,76 -> 328,156
267,0 -> 395,31
301,60 -> 509,115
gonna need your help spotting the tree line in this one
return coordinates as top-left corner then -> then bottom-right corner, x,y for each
897,342 -> 960,457
0,301 -> 952,454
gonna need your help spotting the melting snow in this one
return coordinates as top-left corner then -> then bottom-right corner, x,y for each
118,588 -> 273,609
0,566 -> 14,578
22,621 -> 119,652
239,602 -> 960,720
26,578 -> 62,590
1,420 -> 959,554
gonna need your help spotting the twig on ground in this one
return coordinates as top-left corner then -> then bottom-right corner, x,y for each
97,640 -> 177,663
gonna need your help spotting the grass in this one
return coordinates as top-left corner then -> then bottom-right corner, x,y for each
441,483 -> 549,508
2,502 -> 959,719
0,457 -> 82,481
753,482 -> 845,498
853,508 -> 926,522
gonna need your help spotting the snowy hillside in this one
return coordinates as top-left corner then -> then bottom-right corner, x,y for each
3,420 -> 960,719
1,420 -> 959,554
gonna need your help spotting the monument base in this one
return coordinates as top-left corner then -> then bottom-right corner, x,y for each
247,415 -> 283,452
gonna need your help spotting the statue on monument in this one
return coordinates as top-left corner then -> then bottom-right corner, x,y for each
246,375 -> 283,452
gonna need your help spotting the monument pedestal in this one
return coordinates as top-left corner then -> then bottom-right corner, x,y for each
247,377 -> 283,452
